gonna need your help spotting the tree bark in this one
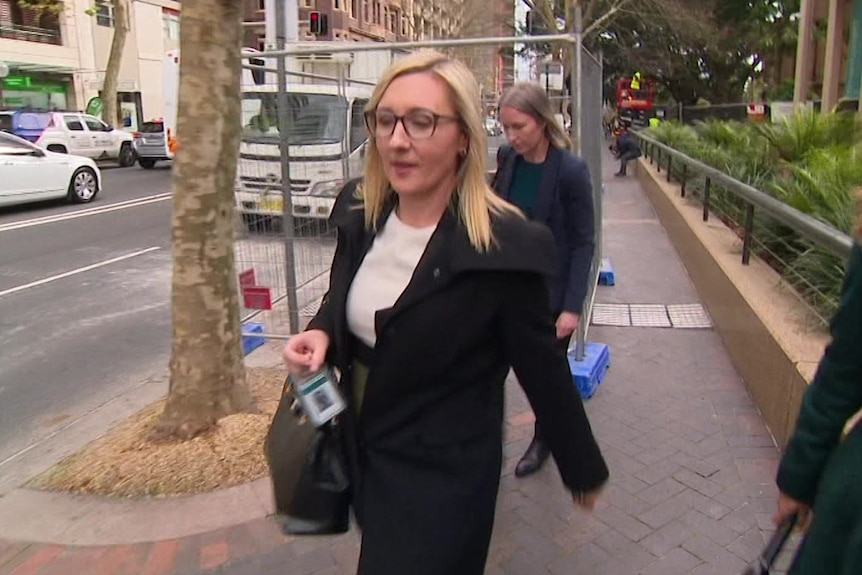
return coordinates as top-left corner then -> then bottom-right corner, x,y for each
158,0 -> 251,439
101,0 -> 129,127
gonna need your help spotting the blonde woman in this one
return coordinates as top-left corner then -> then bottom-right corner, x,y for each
493,82 -> 597,478
283,50 -> 608,575
774,194 -> 862,575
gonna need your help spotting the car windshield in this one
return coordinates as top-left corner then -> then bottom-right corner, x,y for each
139,122 -> 164,133
13,112 -> 52,131
241,92 -> 347,145
0,131 -> 39,155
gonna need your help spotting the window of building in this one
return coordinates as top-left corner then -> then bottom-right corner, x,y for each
350,0 -> 358,19
257,34 -> 266,51
94,0 -> 114,27
163,10 -> 180,39
257,0 -> 265,10
334,0 -> 342,10
362,0 -> 369,22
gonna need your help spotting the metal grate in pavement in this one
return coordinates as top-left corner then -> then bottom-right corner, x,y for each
591,303 -> 631,327
630,304 -> 673,328
667,303 -> 713,329
591,303 -> 712,330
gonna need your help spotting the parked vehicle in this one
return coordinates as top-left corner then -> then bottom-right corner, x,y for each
0,131 -> 102,208
163,46 -> 404,229
0,111 -> 13,134
0,110 -> 135,167
132,120 -> 171,169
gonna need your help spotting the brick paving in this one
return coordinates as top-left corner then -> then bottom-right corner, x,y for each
0,153 -> 798,574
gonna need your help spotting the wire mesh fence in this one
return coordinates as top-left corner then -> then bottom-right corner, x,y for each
232,35 -> 604,346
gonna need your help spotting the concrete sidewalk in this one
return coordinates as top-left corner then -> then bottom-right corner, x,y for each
0,151 -> 794,575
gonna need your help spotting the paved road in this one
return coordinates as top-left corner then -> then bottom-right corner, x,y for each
0,164 -> 175,475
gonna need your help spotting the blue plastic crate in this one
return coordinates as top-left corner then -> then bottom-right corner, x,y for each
242,322 -> 265,356
567,342 -> 611,399
598,258 -> 616,286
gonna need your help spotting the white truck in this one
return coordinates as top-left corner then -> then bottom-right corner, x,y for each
163,44 -> 404,228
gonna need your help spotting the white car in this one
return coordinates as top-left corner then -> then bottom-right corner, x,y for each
0,131 -> 102,208
10,111 -> 136,168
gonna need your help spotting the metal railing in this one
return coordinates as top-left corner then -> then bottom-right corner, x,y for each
633,129 -> 854,324
0,23 -> 62,45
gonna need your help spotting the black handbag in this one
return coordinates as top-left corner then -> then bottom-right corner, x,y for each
264,376 -> 350,535
741,514 -> 797,575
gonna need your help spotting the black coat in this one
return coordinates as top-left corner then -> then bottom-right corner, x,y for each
493,145 -> 595,314
308,183 -> 609,575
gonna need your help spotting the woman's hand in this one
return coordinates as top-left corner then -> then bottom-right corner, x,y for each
775,492 -> 812,532
556,311 -> 580,339
283,329 -> 330,375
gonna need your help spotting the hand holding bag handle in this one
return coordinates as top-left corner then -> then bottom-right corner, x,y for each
741,514 -> 797,575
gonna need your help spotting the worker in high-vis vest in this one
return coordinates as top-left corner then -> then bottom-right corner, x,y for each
630,71 -> 642,91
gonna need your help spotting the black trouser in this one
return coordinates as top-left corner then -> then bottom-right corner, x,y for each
532,334 -> 573,445
617,150 -> 640,175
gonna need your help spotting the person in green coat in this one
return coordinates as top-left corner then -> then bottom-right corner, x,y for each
774,199 -> 862,575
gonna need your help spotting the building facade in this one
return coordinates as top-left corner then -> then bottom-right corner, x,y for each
241,0 -> 514,101
0,0 -> 180,129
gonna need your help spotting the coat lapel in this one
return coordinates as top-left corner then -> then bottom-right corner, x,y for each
373,206 -> 457,335
532,146 -> 562,224
494,146 -> 516,201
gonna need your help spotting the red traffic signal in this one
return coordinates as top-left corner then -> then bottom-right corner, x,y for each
309,11 -> 328,36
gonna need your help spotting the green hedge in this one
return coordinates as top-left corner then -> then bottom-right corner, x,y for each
646,111 -> 859,323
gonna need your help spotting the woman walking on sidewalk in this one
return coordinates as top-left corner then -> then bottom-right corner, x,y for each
774,193 -> 862,574
283,51 -> 608,575
492,82 -> 596,478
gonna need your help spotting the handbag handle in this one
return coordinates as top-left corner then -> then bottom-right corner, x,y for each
741,514 -> 797,575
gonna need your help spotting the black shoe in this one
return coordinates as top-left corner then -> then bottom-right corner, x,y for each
514,437 -> 551,478
614,172 -> 626,177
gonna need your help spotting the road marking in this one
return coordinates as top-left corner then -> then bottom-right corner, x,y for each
0,247 -> 161,299
0,193 -> 172,233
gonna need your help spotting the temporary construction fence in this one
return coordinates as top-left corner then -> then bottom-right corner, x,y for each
232,32 -> 605,362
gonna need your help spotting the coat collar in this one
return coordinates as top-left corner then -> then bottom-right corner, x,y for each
494,145 -> 564,224
331,181 -> 555,280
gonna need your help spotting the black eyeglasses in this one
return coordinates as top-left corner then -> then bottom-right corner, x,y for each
364,109 -> 460,140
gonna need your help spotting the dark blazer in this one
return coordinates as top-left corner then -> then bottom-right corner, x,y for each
493,144 -> 595,314
308,181 -> 608,575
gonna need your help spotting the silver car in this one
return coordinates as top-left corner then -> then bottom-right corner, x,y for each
132,120 -> 171,169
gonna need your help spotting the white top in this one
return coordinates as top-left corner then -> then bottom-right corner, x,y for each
346,212 -> 437,347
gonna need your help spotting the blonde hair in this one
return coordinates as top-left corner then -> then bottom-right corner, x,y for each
498,82 -> 573,151
361,49 -> 520,252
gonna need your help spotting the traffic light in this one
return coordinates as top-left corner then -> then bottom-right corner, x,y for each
309,11 -> 328,36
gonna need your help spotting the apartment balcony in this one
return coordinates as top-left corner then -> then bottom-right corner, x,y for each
0,22 -> 62,45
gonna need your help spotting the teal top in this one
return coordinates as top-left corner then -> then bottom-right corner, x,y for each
508,157 -> 545,218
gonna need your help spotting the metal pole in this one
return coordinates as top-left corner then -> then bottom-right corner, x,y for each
571,4 -> 588,361
275,0 -> 300,333
574,6 -> 583,157
338,62 -> 350,189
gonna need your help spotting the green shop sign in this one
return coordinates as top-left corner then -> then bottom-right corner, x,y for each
1,75 -> 67,94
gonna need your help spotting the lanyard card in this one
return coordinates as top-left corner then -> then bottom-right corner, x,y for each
292,367 -> 347,427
